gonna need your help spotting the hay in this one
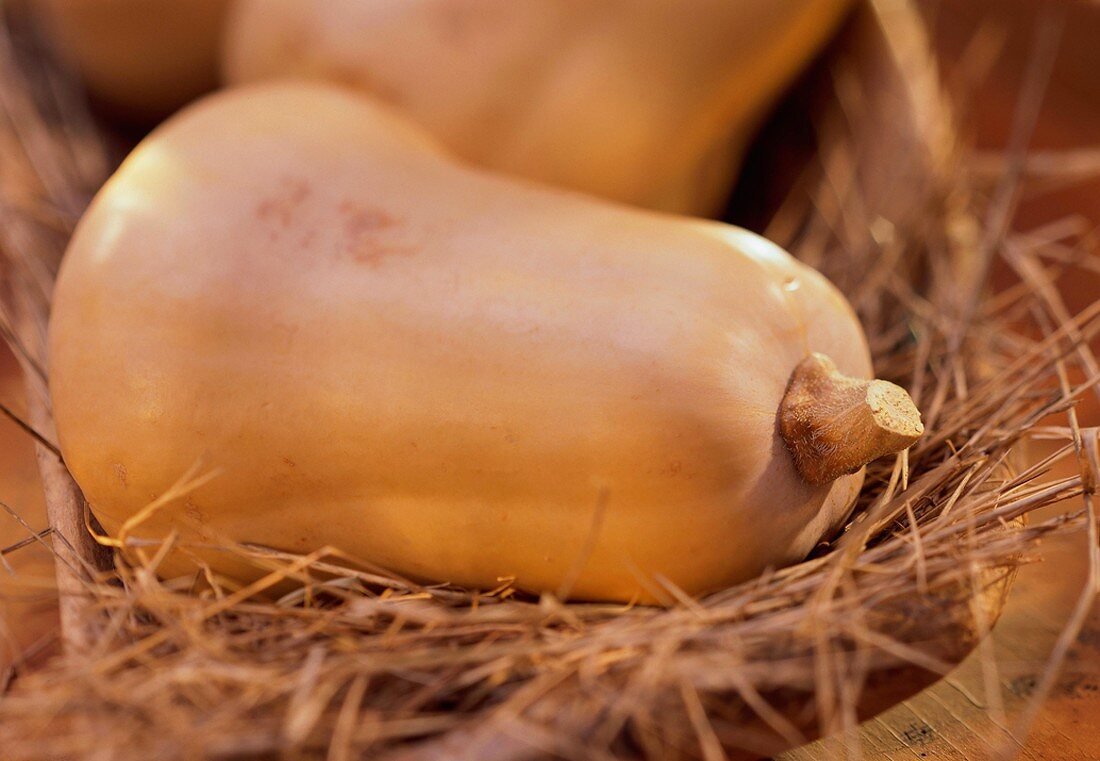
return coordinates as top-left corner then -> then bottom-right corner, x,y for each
0,1 -> 1097,759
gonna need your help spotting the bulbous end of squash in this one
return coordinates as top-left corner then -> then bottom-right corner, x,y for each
779,353 -> 924,485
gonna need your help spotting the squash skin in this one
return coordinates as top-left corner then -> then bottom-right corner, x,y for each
223,0 -> 852,215
34,0 -> 229,122
49,83 -> 871,602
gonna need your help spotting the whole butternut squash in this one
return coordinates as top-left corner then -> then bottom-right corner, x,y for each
48,83 -> 920,602
34,0 -> 229,122
223,0 -> 852,215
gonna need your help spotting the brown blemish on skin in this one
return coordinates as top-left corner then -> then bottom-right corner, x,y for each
256,178 -> 311,230
183,499 -> 206,525
299,228 -> 318,249
336,201 -> 414,267
352,241 -> 416,268
282,457 -> 296,468
339,201 -> 395,237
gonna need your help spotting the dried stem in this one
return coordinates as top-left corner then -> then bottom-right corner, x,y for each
22,372 -> 109,653
0,6 -> 112,655
779,353 -> 923,484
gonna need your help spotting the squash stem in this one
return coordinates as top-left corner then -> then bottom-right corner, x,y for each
778,353 -> 924,485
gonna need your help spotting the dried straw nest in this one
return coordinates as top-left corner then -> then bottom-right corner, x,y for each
0,2 -> 1097,759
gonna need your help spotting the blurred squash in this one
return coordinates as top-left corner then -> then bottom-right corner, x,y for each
224,0 -> 852,215
34,0 -> 229,122
49,83 -> 921,603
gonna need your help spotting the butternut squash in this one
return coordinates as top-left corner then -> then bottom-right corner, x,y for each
223,0 -> 852,215
34,0 -> 229,122
48,83 -> 921,602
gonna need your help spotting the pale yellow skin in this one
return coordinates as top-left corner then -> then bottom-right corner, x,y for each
224,0 -> 852,215
49,83 -> 870,602
36,0 -> 229,122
